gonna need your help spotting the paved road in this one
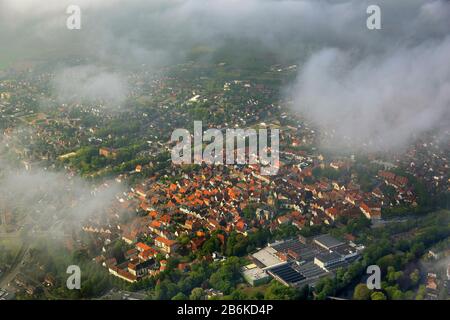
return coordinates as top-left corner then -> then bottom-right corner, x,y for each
0,242 -> 29,289
0,216 -> 65,290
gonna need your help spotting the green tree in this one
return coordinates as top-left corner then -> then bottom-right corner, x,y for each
416,285 -> 426,300
264,281 -> 298,300
190,287 -> 204,300
371,291 -> 387,300
230,290 -> 248,300
298,284 -> 312,300
353,283 -> 371,300
172,292 -> 188,300
386,266 -> 403,285
409,269 -> 420,286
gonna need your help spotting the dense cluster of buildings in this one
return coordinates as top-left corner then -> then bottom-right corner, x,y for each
2,62 -> 448,298
80,119 -> 425,284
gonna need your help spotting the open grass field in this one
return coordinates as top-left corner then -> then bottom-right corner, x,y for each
236,282 -> 270,297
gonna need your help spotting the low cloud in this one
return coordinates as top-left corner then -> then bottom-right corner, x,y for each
0,158 -> 123,237
52,65 -> 128,107
289,37 -> 450,151
286,0 -> 450,152
0,131 -> 123,237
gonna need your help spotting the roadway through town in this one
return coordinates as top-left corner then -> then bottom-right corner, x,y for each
0,242 -> 29,289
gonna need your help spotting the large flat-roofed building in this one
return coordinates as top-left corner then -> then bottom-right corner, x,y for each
242,264 -> 271,286
272,239 -> 325,261
295,261 -> 327,280
313,234 -> 344,250
267,263 -> 306,287
314,252 -> 345,271
250,234 -> 363,288
252,246 -> 283,268
331,243 -> 359,261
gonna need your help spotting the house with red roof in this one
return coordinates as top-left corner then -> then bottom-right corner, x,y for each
155,236 -> 178,254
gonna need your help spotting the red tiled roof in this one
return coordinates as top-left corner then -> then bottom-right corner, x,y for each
136,242 -> 152,252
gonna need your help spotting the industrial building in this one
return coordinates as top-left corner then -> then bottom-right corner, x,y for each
248,234 -> 363,287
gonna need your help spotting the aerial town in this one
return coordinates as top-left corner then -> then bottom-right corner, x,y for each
0,59 -> 448,301
0,0 -> 449,304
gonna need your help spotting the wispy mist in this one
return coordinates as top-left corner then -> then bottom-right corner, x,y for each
290,37 -> 450,151
0,129 -> 123,237
52,65 -> 128,107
